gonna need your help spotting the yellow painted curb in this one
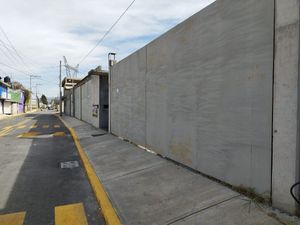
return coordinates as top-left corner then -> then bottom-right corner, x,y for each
57,115 -> 122,225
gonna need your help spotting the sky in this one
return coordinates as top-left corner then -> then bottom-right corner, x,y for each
0,0 -> 215,97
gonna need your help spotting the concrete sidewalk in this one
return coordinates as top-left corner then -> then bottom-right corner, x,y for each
62,115 -> 300,225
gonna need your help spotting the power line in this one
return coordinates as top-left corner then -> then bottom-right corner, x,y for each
0,62 -> 57,85
0,25 -> 26,65
0,38 -> 22,64
0,25 -> 58,77
0,62 -> 30,76
78,0 -> 136,65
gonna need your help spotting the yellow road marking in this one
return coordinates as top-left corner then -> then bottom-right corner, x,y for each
43,125 -> 49,128
2,126 -> 13,130
55,203 -> 88,225
17,125 -> 26,129
58,116 -> 122,225
53,132 -> 66,137
0,212 -> 26,225
30,125 -> 38,129
18,132 -> 41,138
54,125 -> 60,128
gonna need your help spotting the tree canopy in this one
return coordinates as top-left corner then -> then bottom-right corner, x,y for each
41,94 -> 48,105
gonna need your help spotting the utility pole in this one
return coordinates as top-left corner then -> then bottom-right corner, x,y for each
35,83 -> 42,109
59,60 -> 62,116
29,75 -> 40,112
108,53 -> 116,133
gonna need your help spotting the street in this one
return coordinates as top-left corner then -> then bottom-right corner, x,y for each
0,112 -> 104,225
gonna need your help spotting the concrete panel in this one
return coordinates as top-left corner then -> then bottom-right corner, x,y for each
64,95 -> 71,116
70,92 -> 74,117
90,75 -> 100,128
106,162 -> 238,225
146,0 -> 274,196
74,86 -> 81,120
111,48 -> 147,146
111,0 -> 274,196
272,0 -> 300,214
81,76 -> 100,128
172,197 -> 282,225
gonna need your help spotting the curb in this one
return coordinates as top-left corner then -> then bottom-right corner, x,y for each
57,115 -> 122,225
0,110 -> 38,121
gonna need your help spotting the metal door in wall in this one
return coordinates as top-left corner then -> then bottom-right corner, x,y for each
99,75 -> 108,130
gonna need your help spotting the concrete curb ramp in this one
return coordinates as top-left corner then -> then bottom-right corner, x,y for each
57,115 -> 122,225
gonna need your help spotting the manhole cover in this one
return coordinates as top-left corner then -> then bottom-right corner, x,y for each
60,161 -> 79,169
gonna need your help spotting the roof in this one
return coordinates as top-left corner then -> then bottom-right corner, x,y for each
0,80 -> 11,88
62,77 -> 82,88
74,69 -> 108,89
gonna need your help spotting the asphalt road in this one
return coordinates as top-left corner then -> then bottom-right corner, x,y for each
0,111 -> 104,225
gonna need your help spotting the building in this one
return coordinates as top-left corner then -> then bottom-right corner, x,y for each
0,77 -> 26,115
0,79 -> 10,114
63,66 -> 109,130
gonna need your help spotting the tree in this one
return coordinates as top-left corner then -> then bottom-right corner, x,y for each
24,89 -> 31,112
11,81 -> 25,90
41,94 -> 48,105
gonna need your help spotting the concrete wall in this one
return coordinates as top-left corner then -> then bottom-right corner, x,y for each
11,103 -> 18,115
74,86 -> 81,119
77,75 -> 100,128
111,0 -> 274,197
111,48 -> 147,146
64,93 -> 71,116
272,0 -> 300,214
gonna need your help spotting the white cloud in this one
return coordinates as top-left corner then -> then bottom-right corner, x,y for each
0,0 -> 215,97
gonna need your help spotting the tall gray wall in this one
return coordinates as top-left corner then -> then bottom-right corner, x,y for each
74,86 -> 81,119
111,48 -> 147,146
272,0 -> 300,214
64,92 -> 71,116
75,75 -> 100,128
111,0 -> 274,196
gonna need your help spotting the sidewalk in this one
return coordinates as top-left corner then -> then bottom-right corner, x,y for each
62,115 -> 300,225
0,110 -> 38,121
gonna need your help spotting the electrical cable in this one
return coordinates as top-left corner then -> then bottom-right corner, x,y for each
290,181 -> 300,204
77,0 -> 136,65
0,25 -> 26,65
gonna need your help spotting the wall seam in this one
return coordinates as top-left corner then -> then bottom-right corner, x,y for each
145,47 -> 148,148
296,0 -> 300,209
270,0 -> 276,203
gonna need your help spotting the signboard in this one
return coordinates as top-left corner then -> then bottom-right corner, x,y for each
0,86 -> 7,99
92,104 -> 99,117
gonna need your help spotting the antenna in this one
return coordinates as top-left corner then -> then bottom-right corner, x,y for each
63,56 -> 79,78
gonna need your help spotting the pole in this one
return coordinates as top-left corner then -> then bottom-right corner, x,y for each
59,60 -> 62,116
35,84 -> 41,109
36,85 -> 38,109
108,53 -> 116,133
29,75 -> 40,112
29,75 -> 32,112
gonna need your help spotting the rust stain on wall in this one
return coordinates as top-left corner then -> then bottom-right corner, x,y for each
170,142 -> 192,165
